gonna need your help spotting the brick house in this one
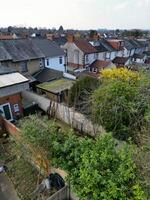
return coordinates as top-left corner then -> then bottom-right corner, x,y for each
63,35 -> 98,71
0,72 -> 29,121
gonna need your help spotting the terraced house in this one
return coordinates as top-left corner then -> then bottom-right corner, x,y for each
0,39 -> 66,79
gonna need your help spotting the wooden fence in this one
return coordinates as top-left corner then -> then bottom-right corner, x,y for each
22,91 -> 104,137
47,185 -> 70,200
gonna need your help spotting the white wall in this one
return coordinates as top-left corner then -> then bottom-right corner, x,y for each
133,58 -> 145,64
45,56 -> 66,72
123,48 -> 130,57
131,49 -> 135,56
84,53 -> 97,66
63,42 -> 84,66
107,52 -> 117,61
98,52 -> 105,60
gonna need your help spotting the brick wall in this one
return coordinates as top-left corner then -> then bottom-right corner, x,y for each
0,93 -> 23,120
3,119 -> 21,139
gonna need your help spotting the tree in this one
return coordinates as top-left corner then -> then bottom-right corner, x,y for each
7,26 -> 13,33
18,115 -> 146,199
58,25 -> 64,34
69,76 -> 100,115
70,134 -> 146,200
122,29 -> 143,38
91,68 -> 150,141
89,30 -> 98,39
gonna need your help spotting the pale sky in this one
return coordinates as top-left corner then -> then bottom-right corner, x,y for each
0,0 -> 150,30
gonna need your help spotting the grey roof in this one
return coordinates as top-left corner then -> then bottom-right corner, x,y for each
31,39 -> 65,58
124,40 -> 135,50
94,42 -> 108,52
133,53 -> 146,59
34,67 -> 63,83
99,39 -> 116,52
0,39 -> 44,62
128,40 -> 141,48
23,73 -> 36,83
0,45 -> 12,61
0,65 -> 17,75
53,37 -> 67,46
136,40 -> 149,47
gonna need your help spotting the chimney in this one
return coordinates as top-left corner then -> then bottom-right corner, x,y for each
67,34 -> 75,43
46,34 -> 54,41
93,34 -> 100,41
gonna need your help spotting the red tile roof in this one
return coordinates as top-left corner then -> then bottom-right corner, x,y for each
0,35 -> 14,40
90,60 -> 112,69
74,39 -> 98,54
113,57 -> 130,65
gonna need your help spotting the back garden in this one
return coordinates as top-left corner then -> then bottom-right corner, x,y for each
1,68 -> 150,199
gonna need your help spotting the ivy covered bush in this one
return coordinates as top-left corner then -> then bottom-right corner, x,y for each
18,115 -> 146,200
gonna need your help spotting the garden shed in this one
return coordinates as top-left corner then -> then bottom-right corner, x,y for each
36,78 -> 74,103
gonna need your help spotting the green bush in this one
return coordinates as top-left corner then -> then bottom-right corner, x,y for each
19,115 -> 146,199
91,72 -> 150,141
69,76 -> 100,115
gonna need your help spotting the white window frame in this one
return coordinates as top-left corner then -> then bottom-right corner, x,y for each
94,53 -> 98,59
85,55 -> 89,63
92,67 -> 98,73
46,59 -> 49,66
0,103 -> 13,121
59,56 -> 63,64
13,104 -> 19,113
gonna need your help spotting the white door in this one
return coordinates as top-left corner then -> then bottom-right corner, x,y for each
0,103 -> 13,121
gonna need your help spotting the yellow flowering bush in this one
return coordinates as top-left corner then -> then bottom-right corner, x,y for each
101,68 -> 139,82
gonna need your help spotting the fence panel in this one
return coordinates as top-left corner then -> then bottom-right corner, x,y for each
47,185 -> 69,200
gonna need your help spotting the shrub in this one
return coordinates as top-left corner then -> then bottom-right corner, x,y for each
69,76 -> 99,115
92,69 -> 150,141
18,115 -> 146,199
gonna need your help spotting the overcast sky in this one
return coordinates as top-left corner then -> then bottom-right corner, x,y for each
0,0 -> 150,30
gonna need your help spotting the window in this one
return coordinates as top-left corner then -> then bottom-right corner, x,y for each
85,55 -> 89,63
103,52 -> 106,59
94,53 -> 98,59
13,104 -> 19,112
46,59 -> 49,66
39,59 -> 44,68
0,103 -> 13,121
20,61 -> 28,72
106,52 -> 111,60
92,67 -> 98,73
59,57 -> 63,64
